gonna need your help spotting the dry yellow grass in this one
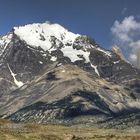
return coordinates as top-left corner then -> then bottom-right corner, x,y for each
0,119 -> 139,140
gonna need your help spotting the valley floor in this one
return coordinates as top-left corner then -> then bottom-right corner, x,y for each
0,119 -> 139,140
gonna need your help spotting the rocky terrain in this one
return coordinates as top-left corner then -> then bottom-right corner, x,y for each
0,22 -> 140,129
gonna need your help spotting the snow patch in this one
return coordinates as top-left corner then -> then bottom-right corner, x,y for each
91,64 -> 100,76
57,63 -> 62,67
7,64 -> 24,88
96,47 -> 112,57
61,46 -> 90,62
39,61 -> 43,64
0,33 -> 13,55
51,56 -> 57,61
113,60 -> 120,64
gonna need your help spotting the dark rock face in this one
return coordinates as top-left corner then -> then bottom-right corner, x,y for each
5,34 -> 48,73
0,23 -> 140,128
8,90 -> 113,122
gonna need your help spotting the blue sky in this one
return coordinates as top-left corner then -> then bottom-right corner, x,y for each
0,0 -> 140,49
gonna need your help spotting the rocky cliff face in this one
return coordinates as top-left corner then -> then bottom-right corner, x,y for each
0,22 -> 140,128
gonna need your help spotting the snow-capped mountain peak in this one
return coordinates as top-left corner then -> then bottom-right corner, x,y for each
0,22 -> 140,127
13,22 -> 80,51
12,22 -> 97,63
0,22 -> 113,66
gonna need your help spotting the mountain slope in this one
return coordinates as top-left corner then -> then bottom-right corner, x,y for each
0,22 -> 140,128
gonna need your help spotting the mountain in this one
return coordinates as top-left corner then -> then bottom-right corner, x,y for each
0,22 -> 140,129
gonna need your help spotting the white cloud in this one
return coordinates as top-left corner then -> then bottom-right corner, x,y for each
130,54 -> 137,62
121,8 -> 127,15
111,16 -> 140,65
130,40 -> 140,48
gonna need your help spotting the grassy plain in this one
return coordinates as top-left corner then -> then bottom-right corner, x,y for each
0,119 -> 139,140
